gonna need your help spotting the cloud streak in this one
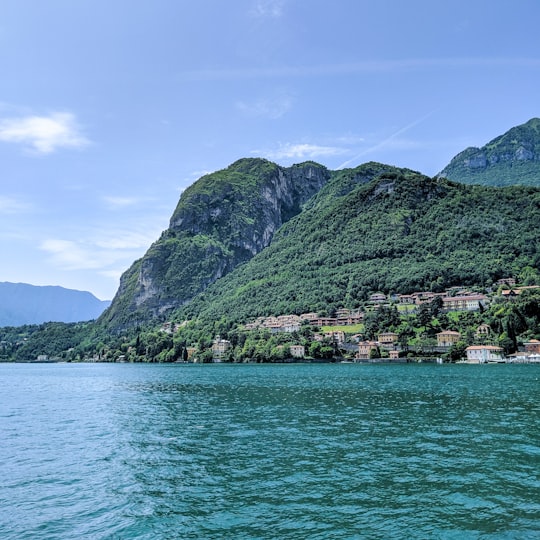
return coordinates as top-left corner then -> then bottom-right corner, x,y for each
236,94 -> 293,119
180,57 -> 540,81
0,112 -> 89,154
254,142 -> 347,161
0,196 -> 33,215
40,226 -> 161,272
250,0 -> 285,18
337,111 -> 437,169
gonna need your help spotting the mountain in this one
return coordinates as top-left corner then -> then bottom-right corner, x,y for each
177,165 -> 540,330
99,153 -> 540,335
0,282 -> 110,326
439,118 -> 540,186
99,158 -> 330,329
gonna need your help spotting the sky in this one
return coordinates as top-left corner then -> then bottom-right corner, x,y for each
1,0 -> 539,300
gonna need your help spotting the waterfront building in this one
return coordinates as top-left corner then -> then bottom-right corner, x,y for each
212,335 -> 231,361
465,345 -> 504,363
378,332 -> 399,350
290,345 -> 305,358
358,341 -> 378,359
525,339 -> 540,354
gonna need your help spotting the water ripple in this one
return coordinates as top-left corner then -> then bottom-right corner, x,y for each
0,363 -> 539,539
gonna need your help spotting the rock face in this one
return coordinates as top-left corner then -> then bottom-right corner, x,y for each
439,118 -> 540,187
101,158 -> 330,328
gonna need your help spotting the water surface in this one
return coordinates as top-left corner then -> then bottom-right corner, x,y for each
0,363 -> 539,539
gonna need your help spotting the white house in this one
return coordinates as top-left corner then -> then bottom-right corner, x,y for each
465,345 -> 504,363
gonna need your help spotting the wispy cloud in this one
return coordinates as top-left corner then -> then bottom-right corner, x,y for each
250,0 -> 285,18
102,196 -> 142,209
40,239 -> 103,270
0,112 -> 90,154
40,226 -> 160,272
236,94 -> 293,119
337,112 -> 437,169
254,142 -> 348,161
180,57 -> 540,81
0,195 -> 33,214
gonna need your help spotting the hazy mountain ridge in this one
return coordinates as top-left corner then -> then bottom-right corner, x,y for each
0,282 -> 110,326
439,118 -> 540,186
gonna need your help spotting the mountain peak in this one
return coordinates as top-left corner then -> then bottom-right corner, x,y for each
439,118 -> 540,187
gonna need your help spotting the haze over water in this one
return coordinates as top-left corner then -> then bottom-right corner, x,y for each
1,362 -> 538,539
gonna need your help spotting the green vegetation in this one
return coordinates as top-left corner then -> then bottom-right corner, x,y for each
4,286 -> 538,364
173,168 -> 540,333
440,118 -> 540,187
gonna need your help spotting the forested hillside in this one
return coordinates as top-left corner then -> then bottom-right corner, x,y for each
174,166 -> 540,333
3,121 -> 540,363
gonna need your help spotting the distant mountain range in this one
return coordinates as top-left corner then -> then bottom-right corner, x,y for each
0,282 -> 110,326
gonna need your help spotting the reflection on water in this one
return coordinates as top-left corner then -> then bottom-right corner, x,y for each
1,363 -> 539,539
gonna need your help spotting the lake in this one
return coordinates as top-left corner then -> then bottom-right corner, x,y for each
0,362 -> 538,539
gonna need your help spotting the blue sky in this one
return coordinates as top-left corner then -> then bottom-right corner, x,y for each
1,0 -> 539,300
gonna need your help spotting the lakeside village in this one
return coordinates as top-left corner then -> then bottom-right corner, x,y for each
158,279 -> 540,365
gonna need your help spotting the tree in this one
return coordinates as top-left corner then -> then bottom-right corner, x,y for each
448,341 -> 467,362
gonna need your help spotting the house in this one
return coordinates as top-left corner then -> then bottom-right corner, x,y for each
501,286 -> 540,300
525,339 -> 540,354
436,330 -> 461,348
300,312 -> 318,321
378,332 -> 398,349
311,317 -> 338,327
324,331 -> 346,344
212,335 -> 231,361
475,324 -> 491,338
496,277 -> 516,287
465,345 -> 504,363
369,293 -> 387,303
290,345 -> 305,358
389,349 -> 400,360
336,309 -> 364,325
442,294 -> 488,311
358,341 -> 378,359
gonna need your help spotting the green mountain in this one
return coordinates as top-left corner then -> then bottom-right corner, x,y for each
439,118 -> 540,186
177,166 -> 540,331
99,158 -> 330,330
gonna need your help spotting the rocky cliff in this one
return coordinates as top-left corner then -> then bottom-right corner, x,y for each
439,118 -> 540,186
100,158 -> 330,328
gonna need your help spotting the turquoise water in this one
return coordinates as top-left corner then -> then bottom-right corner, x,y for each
0,363 -> 538,539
